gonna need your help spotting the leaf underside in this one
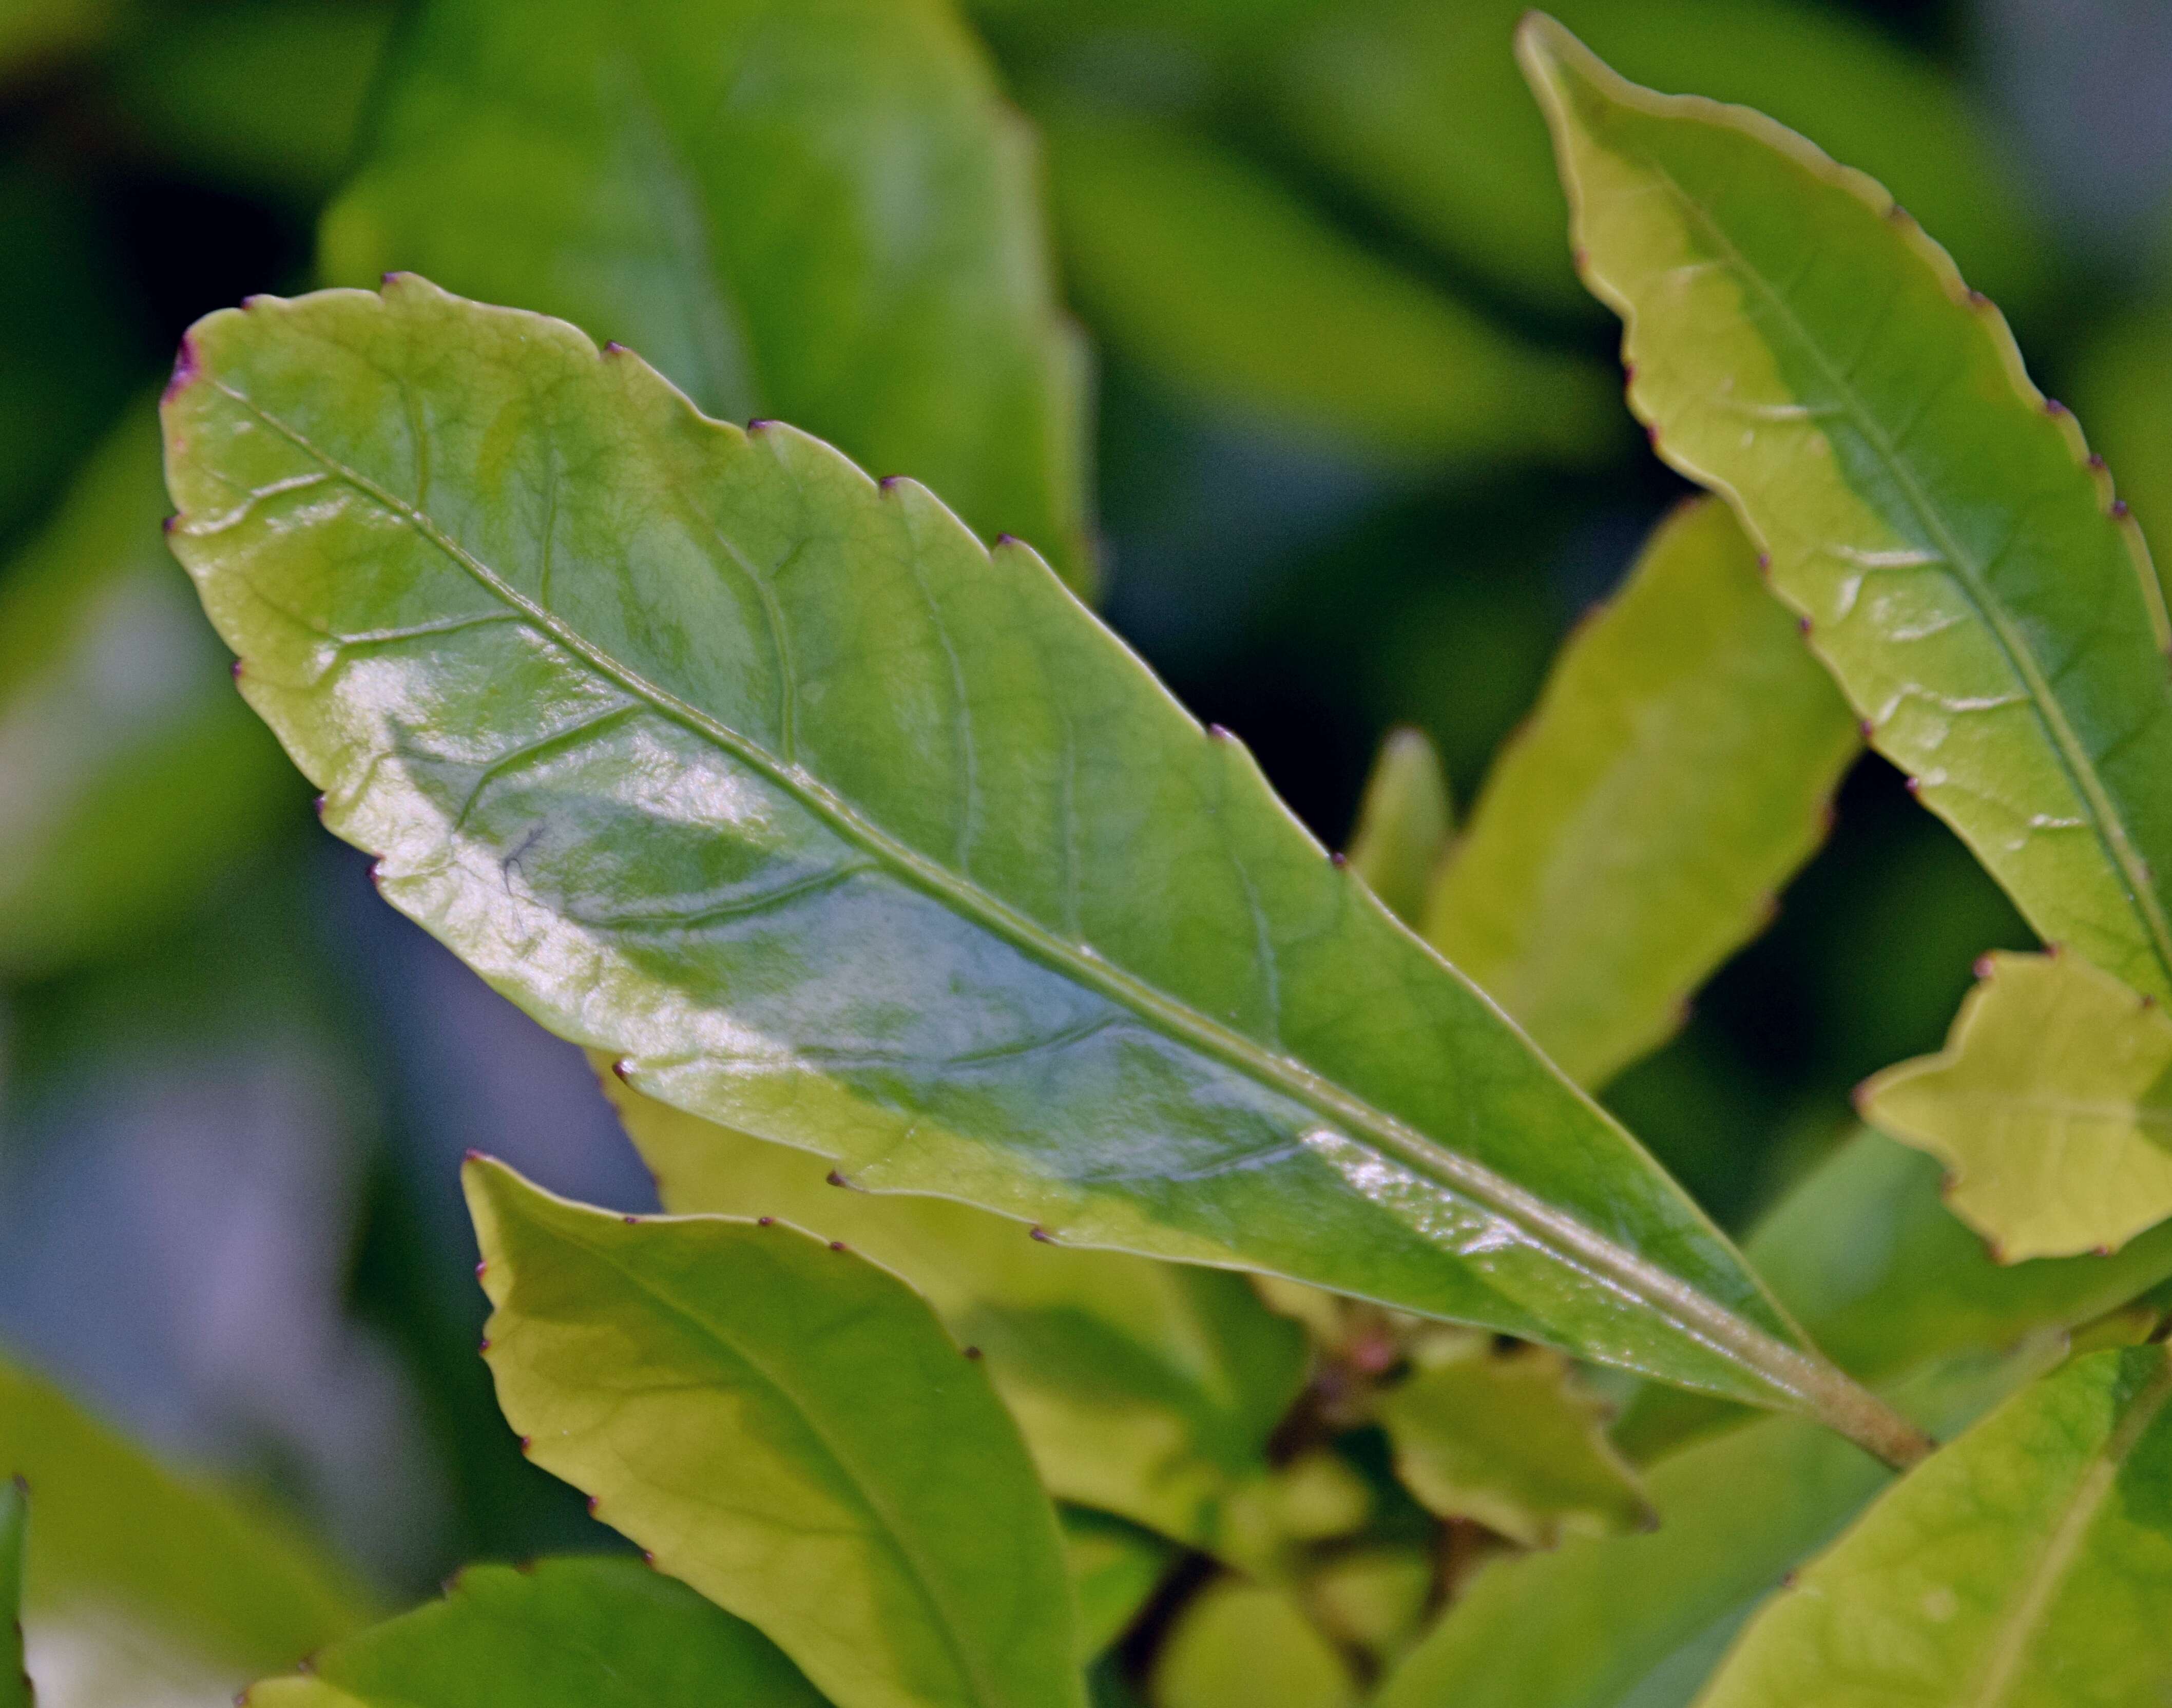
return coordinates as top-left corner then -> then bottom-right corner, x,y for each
161,276 -> 1839,1417
1521,16 -> 2172,1007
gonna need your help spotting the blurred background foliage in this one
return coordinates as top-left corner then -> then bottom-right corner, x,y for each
3,0 -> 2171,1683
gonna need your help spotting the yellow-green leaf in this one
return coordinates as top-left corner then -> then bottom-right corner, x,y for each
1860,951 -> 2172,1261
322,0 -> 1092,590
465,1158 -> 1083,1708
1151,1581 -> 1353,1708
244,1557 -> 825,1707
0,1351 -> 368,1691
1379,1329 -> 1651,1547
1695,1345 -> 2172,1708
1521,16 -> 2172,1007
1344,726 -> 1450,930
1425,496 -> 1857,1089
1039,102 -> 1617,467
1062,1510 -> 1171,1662
602,1068 -> 1306,1552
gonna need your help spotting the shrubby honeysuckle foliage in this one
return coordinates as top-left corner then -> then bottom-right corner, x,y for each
15,4 -> 2172,1706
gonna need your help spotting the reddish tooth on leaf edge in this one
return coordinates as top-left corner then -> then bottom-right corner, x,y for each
602,340 -> 626,355
162,336 -> 199,404
2089,453 -> 2108,471
995,532 -> 1021,548
641,1550 -> 656,1566
1967,289 -> 1990,308
478,1338 -> 490,1353
1858,719 -> 1876,740
747,419 -> 777,433
586,1495 -> 599,1514
1974,954 -> 1996,979
611,1058 -> 631,1081
1207,723 -> 1233,741
1905,776 -> 1921,795
2112,499 -> 2132,519
828,1239 -> 848,1252
1756,551 -> 1772,573
230,657 -> 245,681
474,1260 -> 487,1278
1029,1225 -> 1056,1243
518,1435 -> 532,1454
622,1214 -> 640,1225
2045,398 -> 2068,416
825,1169 -> 852,1188
1796,615 -> 1813,636
963,1345 -> 984,1359
757,1215 -> 775,1226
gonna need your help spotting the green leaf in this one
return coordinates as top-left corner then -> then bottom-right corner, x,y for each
1376,1347 -> 2048,1708
1038,102 -> 1617,467
2070,303 -> 2172,605
1268,0 -> 2048,323
1859,951 -> 2172,1261
1425,496 -> 1857,1089
0,400 -> 296,976
162,277 -> 1912,1448
1061,1510 -> 1171,1662
603,1070 -> 1306,1552
320,0 -> 1091,592
1151,1581 -> 1353,1708
1520,16 -> 2172,1007
464,1157 -> 1083,1708
102,1 -> 396,201
1695,1345 -> 2172,1708
0,1350 -> 369,1683
1618,1129 -> 2172,1460
1344,726 -> 1450,930
2,1477 -> 25,1708
1300,1545 -> 1432,1666
1379,1329 -> 1651,1547
245,1557 -> 824,1707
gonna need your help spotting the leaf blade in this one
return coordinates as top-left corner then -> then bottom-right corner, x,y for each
1519,15 -> 2172,1005
1694,1345 -> 2172,1708
1426,496 -> 1857,1088
1861,951 -> 2172,1261
162,277 -> 1908,1442
1344,726 -> 1451,930
245,1557 -> 826,1708
322,0 -> 1092,590
465,1158 -> 1082,1708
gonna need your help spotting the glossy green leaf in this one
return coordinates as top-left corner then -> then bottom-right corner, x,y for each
162,278 -> 1913,1447
1696,1345 -> 2172,1708
321,0 -> 1091,591
0,400 -> 296,976
1062,1510 -> 1172,1662
1619,1128 -> 2172,1460
1,1477 -> 25,1708
1377,1347 -> 2048,1708
1039,103 -> 1617,467
1425,496 -> 1857,1089
604,1069 -> 1306,1551
1151,1581 -> 1353,1708
465,1157 -> 1082,1708
1522,17 -> 2172,1006
1268,0 -> 2046,322
0,1350 -> 369,1685
245,1557 -> 825,1707
1379,1329 -> 1651,1547
1344,726 -> 1450,930
1860,950 -> 2172,1261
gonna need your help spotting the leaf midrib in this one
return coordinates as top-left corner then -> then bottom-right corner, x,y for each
529,1214 -> 1014,1708
1960,1351 -> 2172,1706
1621,133 -> 2172,995
205,373 -> 1821,1409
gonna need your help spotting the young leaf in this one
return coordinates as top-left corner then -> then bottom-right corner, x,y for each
464,1157 -> 1083,1708
1061,1510 -> 1171,1662
1696,1345 -> 2172,1708
1343,725 -> 1451,929
1039,103 -> 1617,467
321,0 -> 1092,590
1152,1581 -> 1354,1708
1301,1546 -> 1433,1666
0,399 -> 295,976
1425,497 -> 1857,1089
0,1352 -> 368,1681
1378,1329 -> 1651,1547
604,1069 -> 1307,1551
244,1558 -> 824,1707
1376,1345 -> 2048,1708
161,278 -> 1915,1446
2,1478 -> 26,1708
1520,17 -> 2172,1007
1860,951 -> 2172,1261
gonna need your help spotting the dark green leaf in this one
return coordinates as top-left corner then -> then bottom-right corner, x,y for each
2,1477 -> 26,1708
163,278 -> 1915,1448
465,1158 -> 1083,1708
1522,16 -> 2172,1006
321,0 -> 1092,590
245,1557 -> 825,1707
